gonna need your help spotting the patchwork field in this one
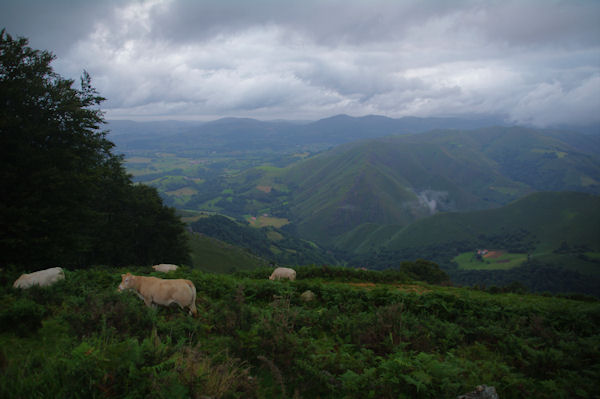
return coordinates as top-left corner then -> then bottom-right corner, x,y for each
166,187 -> 198,196
246,215 -> 290,228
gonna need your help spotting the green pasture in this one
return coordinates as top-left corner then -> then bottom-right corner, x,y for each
125,153 -> 200,177
246,214 -> 290,228
453,251 -> 528,270
531,148 -> 567,159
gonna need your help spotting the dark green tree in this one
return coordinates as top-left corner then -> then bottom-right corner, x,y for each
398,259 -> 449,284
0,30 -> 189,268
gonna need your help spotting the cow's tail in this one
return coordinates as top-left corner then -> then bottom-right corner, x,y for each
186,280 -> 198,317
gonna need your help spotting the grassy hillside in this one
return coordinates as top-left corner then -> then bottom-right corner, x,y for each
406,127 -> 600,193
379,191 -> 600,254
187,231 -> 270,273
276,127 -> 599,245
1,266 -> 598,398
284,138 -> 527,244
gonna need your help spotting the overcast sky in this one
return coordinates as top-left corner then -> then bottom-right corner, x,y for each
2,0 -> 599,125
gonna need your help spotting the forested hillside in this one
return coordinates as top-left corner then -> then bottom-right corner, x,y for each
342,192 -> 600,296
340,191 -> 600,254
190,215 -> 340,267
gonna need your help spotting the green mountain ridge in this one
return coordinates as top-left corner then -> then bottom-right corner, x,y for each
276,127 -> 599,245
338,191 -> 600,254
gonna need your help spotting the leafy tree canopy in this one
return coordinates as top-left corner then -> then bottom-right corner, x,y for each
398,259 -> 449,284
0,30 -> 189,268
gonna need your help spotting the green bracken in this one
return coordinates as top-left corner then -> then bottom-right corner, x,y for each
1,265 -> 598,398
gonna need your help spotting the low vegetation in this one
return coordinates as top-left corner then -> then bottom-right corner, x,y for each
1,265 -> 598,398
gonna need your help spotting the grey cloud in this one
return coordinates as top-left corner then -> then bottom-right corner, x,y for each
476,1 -> 600,47
146,0 -> 600,48
1,0 -> 599,125
0,0 -> 119,57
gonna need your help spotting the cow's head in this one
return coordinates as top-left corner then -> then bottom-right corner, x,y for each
118,273 -> 134,292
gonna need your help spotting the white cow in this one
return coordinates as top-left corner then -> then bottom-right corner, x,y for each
118,273 -> 197,316
13,267 -> 65,289
152,264 -> 179,273
269,267 -> 296,281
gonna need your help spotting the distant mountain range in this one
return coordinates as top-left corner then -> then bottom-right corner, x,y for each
108,114 -> 599,154
107,114 -> 511,154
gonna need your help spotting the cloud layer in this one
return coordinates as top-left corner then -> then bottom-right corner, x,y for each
2,0 -> 599,125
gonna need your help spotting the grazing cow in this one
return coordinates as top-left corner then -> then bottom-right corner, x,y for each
152,264 -> 179,273
13,267 -> 65,289
118,273 -> 197,316
269,267 -> 296,281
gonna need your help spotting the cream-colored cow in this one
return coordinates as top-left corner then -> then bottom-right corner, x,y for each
13,267 -> 65,289
118,273 -> 197,316
152,264 -> 179,273
269,267 -> 296,281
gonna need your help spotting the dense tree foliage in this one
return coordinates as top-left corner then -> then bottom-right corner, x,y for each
0,30 -> 188,268
398,259 -> 450,285
450,260 -> 600,297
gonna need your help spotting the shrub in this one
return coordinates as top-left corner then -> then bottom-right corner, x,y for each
0,297 -> 46,336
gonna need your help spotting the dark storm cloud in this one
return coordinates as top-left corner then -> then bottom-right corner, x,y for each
0,0 -> 120,56
1,0 -> 598,125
